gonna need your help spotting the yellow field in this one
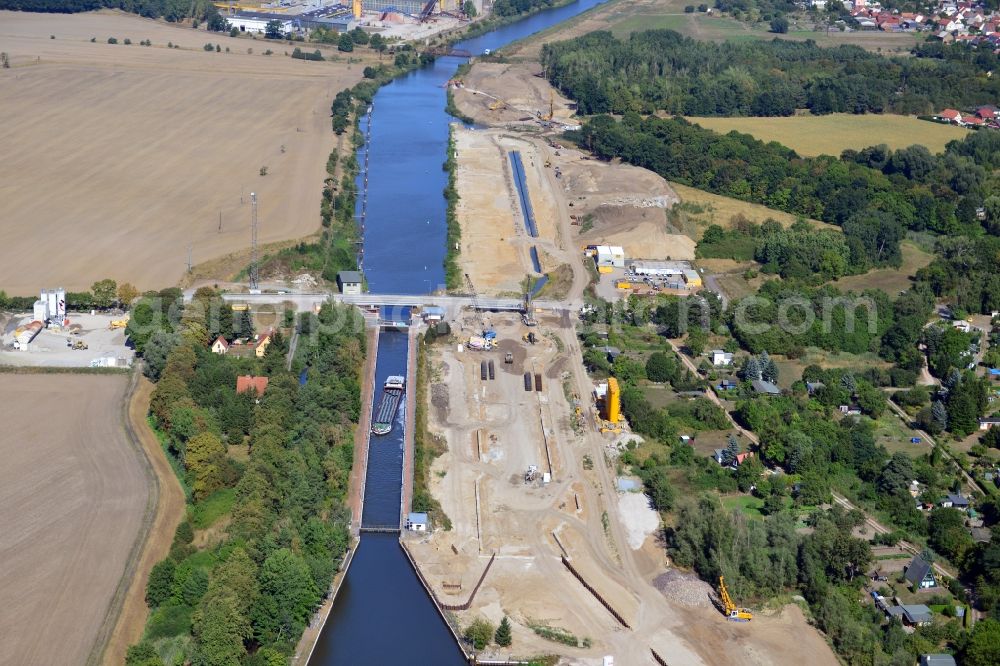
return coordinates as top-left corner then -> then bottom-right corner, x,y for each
669,182 -> 836,240
686,114 -> 969,157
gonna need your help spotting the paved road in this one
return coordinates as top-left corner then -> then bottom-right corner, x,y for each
189,290 -> 567,314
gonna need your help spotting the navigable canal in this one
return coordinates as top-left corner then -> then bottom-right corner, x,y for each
309,2 -> 605,662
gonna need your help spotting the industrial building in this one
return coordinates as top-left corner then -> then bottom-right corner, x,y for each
225,12 -> 294,33
223,5 -> 357,34
33,287 -> 67,325
627,260 -> 686,278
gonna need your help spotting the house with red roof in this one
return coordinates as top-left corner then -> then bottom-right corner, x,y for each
236,375 -> 269,395
939,108 -> 963,123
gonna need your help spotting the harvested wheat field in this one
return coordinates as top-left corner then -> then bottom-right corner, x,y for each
0,373 -> 149,666
0,10 -> 369,294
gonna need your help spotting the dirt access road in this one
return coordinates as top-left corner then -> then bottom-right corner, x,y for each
0,373 -> 149,666
102,376 -> 186,666
0,10 -> 370,293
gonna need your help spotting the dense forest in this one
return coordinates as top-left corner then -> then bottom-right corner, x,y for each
126,290 -> 364,666
541,30 -> 1000,116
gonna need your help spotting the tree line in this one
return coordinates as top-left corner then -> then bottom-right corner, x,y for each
126,291 -> 365,666
573,114 -> 998,246
0,0 -> 225,26
541,29 -> 1000,116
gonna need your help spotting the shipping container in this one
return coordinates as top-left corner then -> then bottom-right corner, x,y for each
481,360 -> 488,381
488,360 -> 495,380
524,372 -> 532,392
535,373 -> 542,392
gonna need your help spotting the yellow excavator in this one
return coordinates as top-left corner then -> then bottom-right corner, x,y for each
719,576 -> 753,622
489,98 -> 506,111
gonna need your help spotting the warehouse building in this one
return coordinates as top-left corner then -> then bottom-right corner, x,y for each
225,12 -> 293,34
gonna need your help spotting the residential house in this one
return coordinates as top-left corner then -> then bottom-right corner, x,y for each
940,493 -> 970,509
711,349 -> 734,367
920,654 -> 957,666
839,403 -> 862,416
714,449 -> 754,467
603,346 -> 622,363
939,109 -> 963,123
896,604 -> 934,626
406,512 -> 428,531
904,554 -> 937,590
211,336 -> 229,355
717,377 -> 738,391
735,452 -> 755,466
228,330 -> 273,359
236,375 -> 269,396
979,417 -> 1000,431
751,379 -> 781,396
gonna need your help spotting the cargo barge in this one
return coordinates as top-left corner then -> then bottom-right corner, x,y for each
371,375 -> 405,435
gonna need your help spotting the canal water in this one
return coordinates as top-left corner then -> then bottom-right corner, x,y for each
309,2 -> 606,662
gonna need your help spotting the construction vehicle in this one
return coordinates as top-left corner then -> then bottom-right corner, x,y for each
504,352 -> 514,364
718,577 -> 753,622
489,99 -> 506,111
70,340 -> 88,351
540,91 -> 554,122
521,279 -> 538,327
523,332 -> 537,344
109,314 -> 130,330
465,273 -> 496,340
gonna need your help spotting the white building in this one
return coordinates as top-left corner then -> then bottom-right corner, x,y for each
627,260 -> 687,277
225,13 -> 293,35
596,245 -> 625,268
711,350 -> 734,367
337,271 -> 363,295
406,512 -> 428,531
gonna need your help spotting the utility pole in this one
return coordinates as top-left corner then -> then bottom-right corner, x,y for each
249,192 -> 260,293
186,244 -> 193,273
218,211 -> 222,233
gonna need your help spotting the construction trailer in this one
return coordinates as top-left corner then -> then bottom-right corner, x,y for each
595,245 -> 625,269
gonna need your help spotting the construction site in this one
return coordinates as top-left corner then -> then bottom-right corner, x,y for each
0,288 -> 133,369
404,295 -> 841,664
449,63 -> 694,301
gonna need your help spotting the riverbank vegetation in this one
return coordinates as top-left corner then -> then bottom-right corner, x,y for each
413,329 -> 452,529
126,291 -> 365,665
444,127 -> 463,291
542,30 -> 1000,116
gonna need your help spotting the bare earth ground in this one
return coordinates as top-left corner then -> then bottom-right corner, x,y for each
0,10 -> 370,294
0,373 -> 148,666
102,376 -> 185,666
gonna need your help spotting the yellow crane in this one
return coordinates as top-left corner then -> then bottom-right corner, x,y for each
718,576 -> 753,622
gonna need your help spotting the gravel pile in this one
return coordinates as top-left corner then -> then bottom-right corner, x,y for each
654,569 -> 716,609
